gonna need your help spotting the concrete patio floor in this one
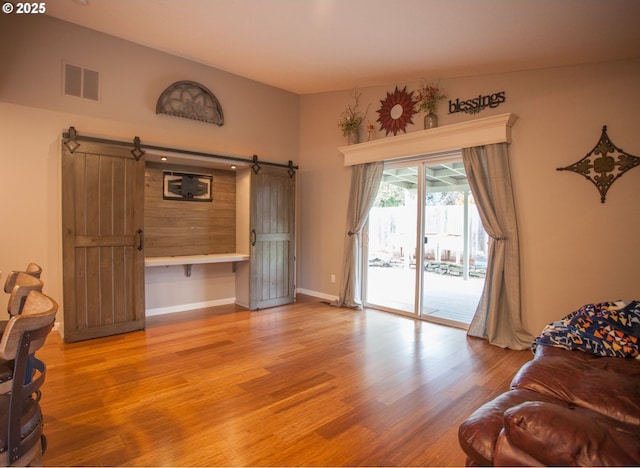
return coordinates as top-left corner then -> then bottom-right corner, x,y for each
366,265 -> 484,327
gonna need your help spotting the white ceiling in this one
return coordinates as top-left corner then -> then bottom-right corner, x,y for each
46,0 -> 640,95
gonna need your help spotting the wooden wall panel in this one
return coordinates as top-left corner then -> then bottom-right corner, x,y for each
144,162 -> 236,257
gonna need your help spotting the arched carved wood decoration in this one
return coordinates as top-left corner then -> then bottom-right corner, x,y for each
156,80 -> 224,126
557,126 -> 640,203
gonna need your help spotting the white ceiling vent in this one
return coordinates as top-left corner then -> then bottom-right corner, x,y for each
63,62 -> 100,101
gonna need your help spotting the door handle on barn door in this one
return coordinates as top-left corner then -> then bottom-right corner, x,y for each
137,229 -> 144,251
251,229 -> 257,246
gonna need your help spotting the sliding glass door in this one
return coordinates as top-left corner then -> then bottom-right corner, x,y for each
365,164 -> 419,314
364,155 -> 487,327
421,164 -> 487,326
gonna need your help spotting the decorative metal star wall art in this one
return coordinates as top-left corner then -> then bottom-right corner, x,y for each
557,126 -> 640,203
376,86 -> 418,136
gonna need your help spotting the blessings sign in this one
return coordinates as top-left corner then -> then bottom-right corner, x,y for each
448,91 -> 506,115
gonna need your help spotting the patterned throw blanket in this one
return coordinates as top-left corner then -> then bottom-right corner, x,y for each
532,300 -> 640,358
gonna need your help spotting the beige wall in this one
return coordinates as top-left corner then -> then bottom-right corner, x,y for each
0,14 -> 299,159
0,15 -> 299,327
298,58 -> 640,335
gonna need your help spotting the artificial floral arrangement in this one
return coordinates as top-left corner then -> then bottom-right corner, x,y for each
338,89 -> 369,137
414,80 -> 447,114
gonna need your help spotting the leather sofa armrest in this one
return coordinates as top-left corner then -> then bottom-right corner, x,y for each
493,429 -> 543,466
503,401 -> 640,466
458,390 -> 557,466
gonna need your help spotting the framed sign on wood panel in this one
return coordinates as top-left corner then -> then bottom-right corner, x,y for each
162,171 -> 213,202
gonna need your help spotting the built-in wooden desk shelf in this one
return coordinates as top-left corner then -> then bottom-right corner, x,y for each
145,253 -> 250,277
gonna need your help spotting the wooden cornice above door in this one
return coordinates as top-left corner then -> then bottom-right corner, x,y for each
339,113 -> 518,166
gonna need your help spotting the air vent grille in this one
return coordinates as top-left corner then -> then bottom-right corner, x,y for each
63,62 -> 99,101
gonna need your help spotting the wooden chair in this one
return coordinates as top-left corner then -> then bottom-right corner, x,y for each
5,274 -> 44,318
0,291 -> 57,466
2,264 -> 42,294
2,275 -> 46,395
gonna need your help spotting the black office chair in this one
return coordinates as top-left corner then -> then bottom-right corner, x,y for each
0,290 -> 57,466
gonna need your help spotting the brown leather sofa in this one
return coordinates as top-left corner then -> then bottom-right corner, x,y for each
458,344 -> 640,466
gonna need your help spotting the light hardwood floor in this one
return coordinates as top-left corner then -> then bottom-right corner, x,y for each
37,295 -> 533,466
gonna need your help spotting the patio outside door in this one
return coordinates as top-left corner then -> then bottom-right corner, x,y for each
364,156 -> 487,327
365,164 -> 419,315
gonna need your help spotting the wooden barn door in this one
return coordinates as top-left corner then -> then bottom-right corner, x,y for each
250,166 -> 295,309
61,141 -> 145,342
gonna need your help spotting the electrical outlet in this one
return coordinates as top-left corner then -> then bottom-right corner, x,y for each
330,274 -> 336,283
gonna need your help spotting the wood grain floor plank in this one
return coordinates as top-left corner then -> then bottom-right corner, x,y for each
37,295 -> 533,466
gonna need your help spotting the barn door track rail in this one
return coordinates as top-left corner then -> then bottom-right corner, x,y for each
62,126 -> 298,175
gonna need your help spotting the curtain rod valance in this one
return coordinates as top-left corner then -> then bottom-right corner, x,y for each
339,113 -> 518,166
62,127 -> 298,174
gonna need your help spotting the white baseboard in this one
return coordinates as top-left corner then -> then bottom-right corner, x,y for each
296,288 -> 339,302
145,291 -> 339,317
235,300 -> 249,309
145,297 -> 237,316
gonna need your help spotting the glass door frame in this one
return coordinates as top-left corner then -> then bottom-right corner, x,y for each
362,160 -> 425,319
362,151 -> 474,323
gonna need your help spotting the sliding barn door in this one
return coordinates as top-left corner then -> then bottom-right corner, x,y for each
61,141 -> 145,342
250,166 -> 296,309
